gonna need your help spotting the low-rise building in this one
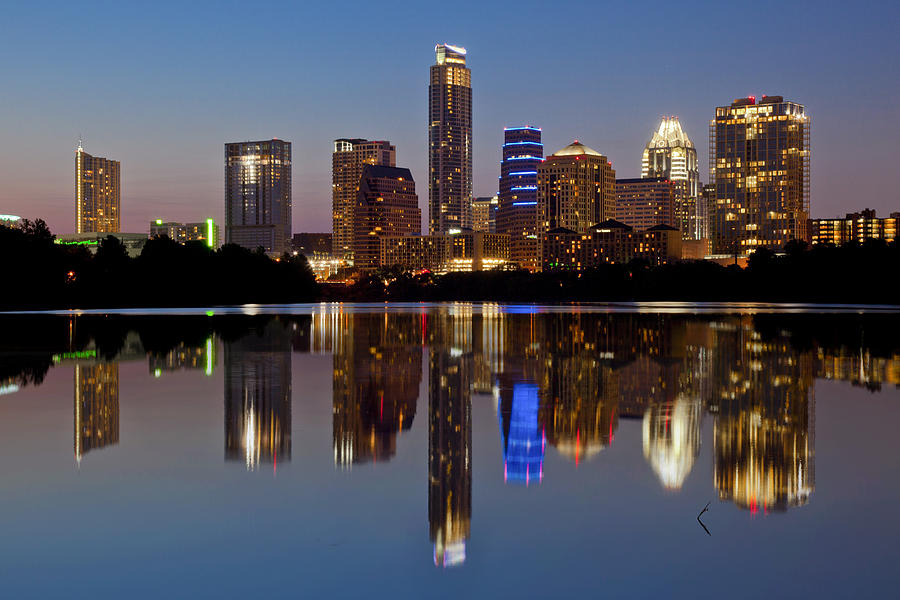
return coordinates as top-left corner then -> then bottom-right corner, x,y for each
150,219 -> 220,248
56,232 -> 149,257
542,220 -> 681,271
809,209 -> 899,245
380,232 -> 509,273
471,196 -> 498,233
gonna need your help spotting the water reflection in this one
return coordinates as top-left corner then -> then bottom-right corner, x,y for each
1,307 -> 898,570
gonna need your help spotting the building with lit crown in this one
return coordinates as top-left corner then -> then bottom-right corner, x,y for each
76,145 -> 120,234
642,117 -> 702,240
150,219 -> 219,248
709,96 -> 810,256
539,141 -> 616,235
225,139 -> 292,255
332,138 -> 396,260
353,164 -> 421,271
429,44 -> 472,234
497,126 -> 543,271
809,209 -> 899,245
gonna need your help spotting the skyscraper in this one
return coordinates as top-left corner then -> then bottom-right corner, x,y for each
615,177 -> 678,231
538,141 -> 616,234
641,117 -> 701,240
429,44 -> 472,234
76,144 -> 120,234
353,164 -> 421,271
497,126 -> 543,271
709,96 -> 810,255
332,138 -> 396,260
224,139 -> 292,255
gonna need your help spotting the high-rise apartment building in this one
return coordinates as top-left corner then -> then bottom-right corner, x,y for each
709,96 -> 810,256
641,117 -> 702,240
353,165 -> 421,271
76,145 -> 120,234
332,138 -> 396,260
615,178 -> 678,231
429,44 -> 472,234
224,139 -> 292,255
538,141 -> 616,234
497,126 -> 543,271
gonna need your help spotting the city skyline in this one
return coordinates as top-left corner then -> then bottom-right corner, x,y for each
2,1 -> 897,236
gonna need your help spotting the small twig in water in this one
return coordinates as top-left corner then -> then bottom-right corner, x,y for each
697,502 -> 711,536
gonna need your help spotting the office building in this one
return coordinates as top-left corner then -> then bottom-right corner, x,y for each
809,209 -> 899,245
542,220 -> 682,270
471,195 -> 498,233
150,219 -> 219,248
291,232 -> 332,258
642,117 -> 703,240
497,126 -> 543,271
538,141 -> 616,234
380,231 -> 509,273
332,138 -> 396,259
76,144 -> 120,234
225,139 -> 292,255
709,96 -> 810,256
354,165 -> 421,271
429,44 -> 472,234
615,178 -> 678,231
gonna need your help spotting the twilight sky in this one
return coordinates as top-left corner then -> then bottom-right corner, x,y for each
0,0 -> 898,235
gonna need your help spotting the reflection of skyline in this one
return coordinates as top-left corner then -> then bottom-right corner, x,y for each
642,396 -> 702,490
148,338 -> 217,377
224,321 -> 292,471
332,314 -> 421,467
74,363 -> 119,463
428,348 -> 472,568
498,383 -> 544,485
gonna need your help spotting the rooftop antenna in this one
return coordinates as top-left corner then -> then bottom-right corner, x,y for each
77,134 -> 83,152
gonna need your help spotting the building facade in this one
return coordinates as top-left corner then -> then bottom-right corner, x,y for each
497,126 -> 543,271
380,232 -> 509,273
615,178 -> 677,232
709,96 -> 810,256
332,138 -> 396,260
429,44 -> 472,234
471,196 -> 498,233
542,220 -> 682,270
150,219 -> 219,248
224,139 -> 292,255
538,141 -> 616,235
76,145 -> 120,234
353,165 -> 421,271
642,117 -> 702,240
809,209 -> 899,245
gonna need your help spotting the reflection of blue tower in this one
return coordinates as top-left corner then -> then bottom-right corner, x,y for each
498,383 -> 544,485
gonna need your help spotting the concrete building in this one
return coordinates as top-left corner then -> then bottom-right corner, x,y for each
709,96 -> 810,256
539,141 -> 616,235
615,178 -> 678,232
471,196 -> 498,233
429,44 -> 473,234
225,139 -> 292,255
380,232 -> 509,273
542,220 -> 681,270
353,165 -> 421,271
809,209 -> 899,245
76,144 -> 120,234
332,138 -> 396,259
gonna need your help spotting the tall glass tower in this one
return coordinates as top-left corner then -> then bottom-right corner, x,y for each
641,117 -> 702,240
224,139 -> 292,255
497,126 -> 543,271
428,44 -> 472,234
76,145 -> 120,234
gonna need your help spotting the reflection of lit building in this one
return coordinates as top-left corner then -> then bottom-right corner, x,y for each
224,321 -> 292,470
429,349 -> 472,567
148,338 -> 216,377
498,383 -> 544,485
333,314 -> 421,466
74,363 -> 119,462
642,396 -> 702,490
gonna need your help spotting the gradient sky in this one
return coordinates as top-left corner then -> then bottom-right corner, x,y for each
1,0 -> 898,235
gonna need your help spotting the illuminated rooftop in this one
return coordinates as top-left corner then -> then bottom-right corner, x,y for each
646,116 -> 694,150
552,141 -> 602,157
435,43 -> 467,65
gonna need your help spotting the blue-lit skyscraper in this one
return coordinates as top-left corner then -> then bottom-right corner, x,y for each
497,127 -> 543,271
498,383 -> 544,485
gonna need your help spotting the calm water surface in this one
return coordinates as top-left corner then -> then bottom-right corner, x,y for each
1,304 -> 898,598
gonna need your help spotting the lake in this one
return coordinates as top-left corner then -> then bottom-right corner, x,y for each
1,303 -> 898,598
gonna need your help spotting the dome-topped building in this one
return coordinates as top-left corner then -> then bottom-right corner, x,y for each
552,140 -> 603,157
